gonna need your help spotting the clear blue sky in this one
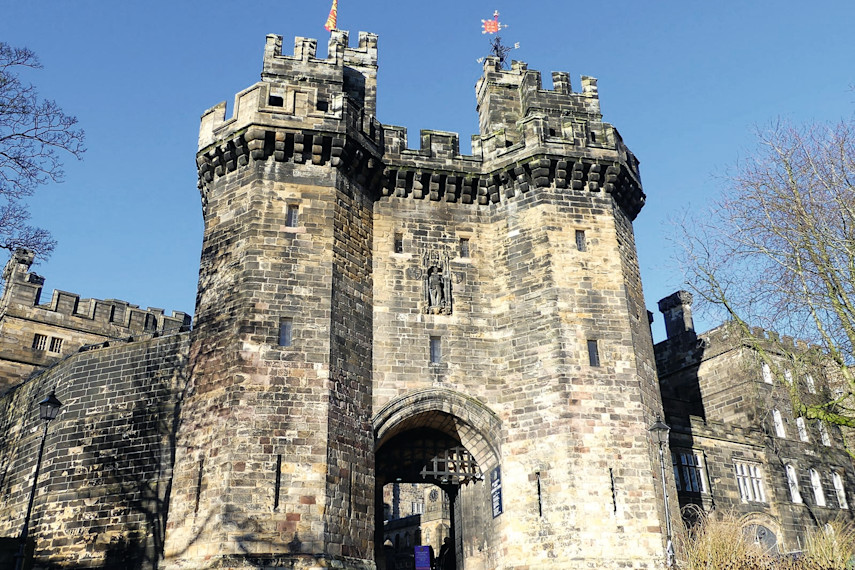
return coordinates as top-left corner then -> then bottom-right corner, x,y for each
2,1 -> 853,342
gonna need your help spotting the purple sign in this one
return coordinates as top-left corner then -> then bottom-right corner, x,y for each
414,545 -> 432,570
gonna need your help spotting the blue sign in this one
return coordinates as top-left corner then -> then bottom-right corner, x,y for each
490,465 -> 503,518
414,545 -> 432,570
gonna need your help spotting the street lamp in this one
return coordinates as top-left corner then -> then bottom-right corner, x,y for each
649,415 -> 674,567
14,391 -> 62,570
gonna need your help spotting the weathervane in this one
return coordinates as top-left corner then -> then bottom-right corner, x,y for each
478,10 -> 519,69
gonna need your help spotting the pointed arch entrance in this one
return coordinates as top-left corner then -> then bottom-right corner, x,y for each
373,389 -> 502,570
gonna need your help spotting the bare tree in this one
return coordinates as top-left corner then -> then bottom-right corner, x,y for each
680,119 -> 855,429
0,43 -> 85,257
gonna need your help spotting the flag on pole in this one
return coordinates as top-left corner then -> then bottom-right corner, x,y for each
324,0 -> 338,31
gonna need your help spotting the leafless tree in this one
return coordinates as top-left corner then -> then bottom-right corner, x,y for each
680,119 -> 855,429
0,43 -> 85,257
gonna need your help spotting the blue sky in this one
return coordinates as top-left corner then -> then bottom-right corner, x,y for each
2,1 -> 853,342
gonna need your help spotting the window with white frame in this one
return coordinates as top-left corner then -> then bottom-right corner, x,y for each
672,451 -> 707,493
734,462 -> 766,503
832,472 -> 848,509
818,421 -> 832,446
772,409 -> 786,438
796,417 -> 809,442
806,374 -> 817,394
810,469 -> 826,506
762,363 -> 774,384
786,464 -> 803,503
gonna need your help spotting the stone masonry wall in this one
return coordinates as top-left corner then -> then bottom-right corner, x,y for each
371,178 -> 671,568
0,333 -> 189,569
657,323 -> 855,552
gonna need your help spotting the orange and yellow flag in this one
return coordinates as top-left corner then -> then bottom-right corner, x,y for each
324,0 -> 338,31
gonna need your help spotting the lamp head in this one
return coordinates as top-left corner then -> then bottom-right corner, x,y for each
39,391 -> 62,421
648,415 -> 670,446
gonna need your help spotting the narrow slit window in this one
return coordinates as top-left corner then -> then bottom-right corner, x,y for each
279,318 -> 293,347
575,230 -> 587,252
286,205 -> 299,227
587,340 -> 600,367
394,232 -> 403,254
459,238 -> 470,258
430,336 -> 441,364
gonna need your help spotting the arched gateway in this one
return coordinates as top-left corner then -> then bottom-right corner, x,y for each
373,390 -> 502,569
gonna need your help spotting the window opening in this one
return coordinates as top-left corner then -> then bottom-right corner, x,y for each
806,374 -> 817,394
833,472 -> 848,509
394,233 -> 403,254
49,337 -> 63,353
459,238 -> 470,258
786,464 -> 802,503
819,421 -> 832,446
772,409 -> 786,438
32,334 -> 47,351
734,462 -> 766,503
286,205 -> 299,227
672,451 -> 707,493
279,318 -> 293,347
796,417 -> 809,442
430,336 -> 441,364
587,340 -> 600,367
762,363 -> 774,384
575,230 -> 587,252
810,469 -> 826,506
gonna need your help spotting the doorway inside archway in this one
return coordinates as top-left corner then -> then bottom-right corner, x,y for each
375,427 -> 484,570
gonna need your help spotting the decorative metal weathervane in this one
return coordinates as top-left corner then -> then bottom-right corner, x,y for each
479,10 -> 519,69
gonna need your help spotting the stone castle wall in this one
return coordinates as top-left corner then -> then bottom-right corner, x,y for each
0,249 -> 191,389
0,333 -> 189,569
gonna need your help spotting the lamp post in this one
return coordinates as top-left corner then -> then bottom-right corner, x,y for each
649,415 -> 674,567
14,391 -> 62,570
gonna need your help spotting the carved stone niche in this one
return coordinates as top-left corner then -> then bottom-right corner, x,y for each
405,250 -> 453,315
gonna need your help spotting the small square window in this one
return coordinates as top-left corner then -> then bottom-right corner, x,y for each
394,233 -> 403,254
430,336 -> 441,364
575,230 -> 587,252
286,205 -> 299,227
278,318 -> 293,347
49,337 -> 63,353
587,340 -> 600,367
459,238 -> 470,258
32,334 -> 47,351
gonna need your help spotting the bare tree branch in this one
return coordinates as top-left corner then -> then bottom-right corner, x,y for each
678,118 -> 855,432
0,42 -> 85,258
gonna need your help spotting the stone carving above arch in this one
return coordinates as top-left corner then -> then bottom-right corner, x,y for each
373,388 -> 502,472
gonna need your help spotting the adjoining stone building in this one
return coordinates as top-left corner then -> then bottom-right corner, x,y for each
655,291 -> 855,554
0,249 -> 191,388
0,28 -> 850,570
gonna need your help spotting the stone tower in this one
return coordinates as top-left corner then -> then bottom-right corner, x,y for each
163,30 -> 676,570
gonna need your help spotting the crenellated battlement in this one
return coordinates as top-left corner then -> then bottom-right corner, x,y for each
195,31 -> 645,220
1,249 -> 191,336
198,30 -> 378,151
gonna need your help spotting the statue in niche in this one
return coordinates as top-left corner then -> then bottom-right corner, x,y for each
422,251 -> 452,315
